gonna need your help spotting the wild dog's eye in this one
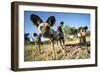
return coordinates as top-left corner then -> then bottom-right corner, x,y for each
40,26 -> 43,30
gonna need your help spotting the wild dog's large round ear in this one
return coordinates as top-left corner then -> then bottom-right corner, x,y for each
79,27 -> 83,31
30,14 -> 43,27
46,16 -> 56,26
25,33 -> 29,36
60,21 -> 64,27
60,21 -> 64,25
84,26 -> 88,31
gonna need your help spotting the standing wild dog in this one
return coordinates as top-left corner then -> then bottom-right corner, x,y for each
75,26 -> 88,45
33,33 -> 42,54
30,14 -> 65,59
57,21 -> 65,50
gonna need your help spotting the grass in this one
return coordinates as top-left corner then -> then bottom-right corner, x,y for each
24,36 -> 90,61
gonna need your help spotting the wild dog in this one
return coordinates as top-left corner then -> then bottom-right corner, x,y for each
75,26 -> 88,45
24,33 -> 30,44
57,21 -> 65,50
33,33 -> 42,54
30,14 -> 65,59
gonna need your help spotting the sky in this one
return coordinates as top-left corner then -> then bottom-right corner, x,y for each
24,11 -> 90,41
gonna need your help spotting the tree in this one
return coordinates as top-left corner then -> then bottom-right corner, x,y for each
63,25 -> 71,38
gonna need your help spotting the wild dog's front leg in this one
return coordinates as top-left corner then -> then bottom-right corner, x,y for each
52,40 -> 57,60
38,41 -> 41,54
38,34 -> 42,54
62,39 -> 66,51
56,40 -> 58,46
59,40 -> 66,56
83,36 -> 86,45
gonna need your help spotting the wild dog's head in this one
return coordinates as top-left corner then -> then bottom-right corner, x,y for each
33,33 -> 38,38
57,21 -> 64,31
75,26 -> 88,37
33,33 -> 42,41
24,33 -> 30,41
25,33 -> 29,37
30,14 -> 56,34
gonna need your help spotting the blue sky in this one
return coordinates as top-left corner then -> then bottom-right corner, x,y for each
24,11 -> 90,41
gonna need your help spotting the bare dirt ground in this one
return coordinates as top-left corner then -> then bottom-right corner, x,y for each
24,37 -> 90,61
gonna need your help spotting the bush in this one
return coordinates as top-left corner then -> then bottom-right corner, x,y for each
67,37 -> 76,41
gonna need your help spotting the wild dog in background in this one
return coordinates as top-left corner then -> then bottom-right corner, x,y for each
75,26 -> 88,45
30,14 -> 65,59
57,21 -> 65,50
33,33 -> 42,53
24,33 -> 30,44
